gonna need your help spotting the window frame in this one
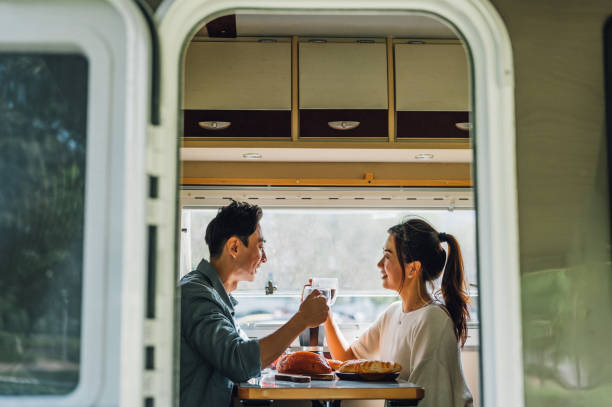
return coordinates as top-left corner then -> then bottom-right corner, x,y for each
180,186 -> 476,280
160,2 -> 522,406
0,1 -> 152,406
179,187 -> 479,326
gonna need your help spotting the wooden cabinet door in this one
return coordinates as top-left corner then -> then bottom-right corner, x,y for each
395,42 -> 469,111
183,40 -> 292,138
299,40 -> 388,138
395,42 -> 470,139
299,40 -> 388,109
183,40 -> 291,110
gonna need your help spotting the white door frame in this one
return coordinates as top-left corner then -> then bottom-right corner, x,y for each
157,1 -> 522,406
0,1 -> 152,406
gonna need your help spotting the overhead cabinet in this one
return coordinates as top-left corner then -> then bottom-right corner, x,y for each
299,40 -> 388,138
183,40 -> 292,138
394,42 -> 470,139
181,39 -> 471,141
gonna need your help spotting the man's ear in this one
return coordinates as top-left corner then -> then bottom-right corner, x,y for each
225,236 -> 240,259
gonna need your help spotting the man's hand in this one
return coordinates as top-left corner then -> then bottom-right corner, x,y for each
297,289 -> 329,328
258,289 -> 330,367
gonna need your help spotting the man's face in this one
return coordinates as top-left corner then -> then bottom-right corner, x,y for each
235,224 -> 267,282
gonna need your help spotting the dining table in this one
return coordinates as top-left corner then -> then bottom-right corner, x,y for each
237,369 -> 424,406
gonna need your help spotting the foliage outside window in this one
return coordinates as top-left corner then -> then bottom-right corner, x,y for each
0,54 -> 88,395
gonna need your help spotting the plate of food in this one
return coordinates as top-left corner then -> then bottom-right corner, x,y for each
334,359 -> 402,381
335,371 -> 400,381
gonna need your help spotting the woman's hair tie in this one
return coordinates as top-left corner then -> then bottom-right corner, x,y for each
438,232 -> 448,242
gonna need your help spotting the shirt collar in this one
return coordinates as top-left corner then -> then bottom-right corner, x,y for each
196,259 -> 239,312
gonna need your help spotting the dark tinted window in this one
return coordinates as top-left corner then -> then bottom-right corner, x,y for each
0,54 -> 88,395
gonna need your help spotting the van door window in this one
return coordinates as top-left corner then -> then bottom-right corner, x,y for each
0,53 -> 88,395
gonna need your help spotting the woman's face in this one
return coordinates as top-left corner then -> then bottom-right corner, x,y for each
377,234 -> 405,292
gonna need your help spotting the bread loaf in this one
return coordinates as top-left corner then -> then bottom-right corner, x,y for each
276,351 -> 332,375
336,359 -> 365,373
338,359 -> 402,374
325,359 -> 344,371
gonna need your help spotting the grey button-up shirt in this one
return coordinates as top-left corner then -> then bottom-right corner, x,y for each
180,259 -> 261,407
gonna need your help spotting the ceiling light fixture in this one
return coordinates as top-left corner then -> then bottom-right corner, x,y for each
415,153 -> 434,160
242,153 -> 262,160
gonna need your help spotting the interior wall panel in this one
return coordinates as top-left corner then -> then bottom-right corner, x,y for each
490,1 -> 612,405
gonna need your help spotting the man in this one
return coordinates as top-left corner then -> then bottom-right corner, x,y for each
180,200 -> 329,407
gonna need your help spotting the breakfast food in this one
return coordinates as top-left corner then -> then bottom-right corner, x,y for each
276,351 -> 333,375
338,359 -> 402,374
326,359 -> 344,371
336,359 -> 365,373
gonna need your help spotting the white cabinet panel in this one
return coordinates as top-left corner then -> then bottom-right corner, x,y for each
299,41 -> 388,109
183,41 -> 291,110
395,43 -> 469,111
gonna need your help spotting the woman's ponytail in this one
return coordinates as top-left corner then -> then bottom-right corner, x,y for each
439,233 -> 470,347
389,219 -> 471,347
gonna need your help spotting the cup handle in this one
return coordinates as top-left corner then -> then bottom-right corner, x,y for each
301,284 -> 311,302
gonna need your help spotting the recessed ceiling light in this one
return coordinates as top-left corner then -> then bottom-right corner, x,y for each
242,153 -> 262,160
415,153 -> 434,160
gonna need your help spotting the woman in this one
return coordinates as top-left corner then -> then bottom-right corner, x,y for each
324,218 -> 473,407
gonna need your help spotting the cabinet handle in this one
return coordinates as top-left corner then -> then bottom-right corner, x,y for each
198,121 -> 231,130
328,121 -> 360,130
455,122 -> 471,131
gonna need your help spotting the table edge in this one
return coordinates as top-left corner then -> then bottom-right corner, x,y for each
237,386 -> 425,400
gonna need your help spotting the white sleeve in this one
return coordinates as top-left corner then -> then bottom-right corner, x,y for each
350,309 -> 386,359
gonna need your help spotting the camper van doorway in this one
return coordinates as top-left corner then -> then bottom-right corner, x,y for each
170,7 -> 501,407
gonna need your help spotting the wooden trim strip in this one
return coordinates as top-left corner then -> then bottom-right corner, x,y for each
182,177 -> 471,187
237,386 -> 424,400
387,37 -> 396,143
182,139 -> 471,149
291,36 -> 299,141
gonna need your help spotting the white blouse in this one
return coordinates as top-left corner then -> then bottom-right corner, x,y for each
351,302 -> 473,407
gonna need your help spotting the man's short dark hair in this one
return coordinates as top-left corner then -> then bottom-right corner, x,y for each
205,200 -> 263,259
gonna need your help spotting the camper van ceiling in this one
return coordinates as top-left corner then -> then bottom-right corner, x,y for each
195,13 -> 457,39
180,147 -> 472,163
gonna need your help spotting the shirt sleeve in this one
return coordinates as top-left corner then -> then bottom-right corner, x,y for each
350,309 -> 386,359
182,294 -> 261,383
